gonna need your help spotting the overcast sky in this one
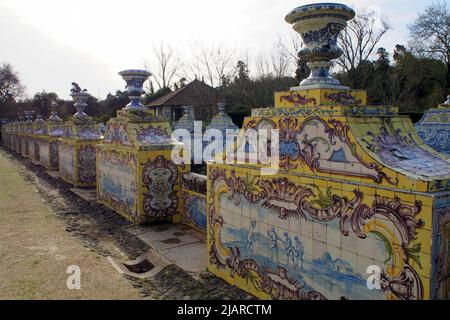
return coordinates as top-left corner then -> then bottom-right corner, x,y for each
0,0 -> 432,99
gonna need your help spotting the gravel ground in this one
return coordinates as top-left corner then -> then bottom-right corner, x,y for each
0,147 -> 253,300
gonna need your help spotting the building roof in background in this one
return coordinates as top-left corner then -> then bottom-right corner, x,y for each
147,79 -> 219,107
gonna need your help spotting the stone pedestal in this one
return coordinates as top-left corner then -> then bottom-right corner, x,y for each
59,118 -> 102,187
13,122 -> 19,152
29,115 -> 46,163
2,123 -> 12,149
19,122 -> 29,157
22,111 -> 34,158
10,122 -> 18,152
1,124 -> 6,147
3,124 -> 7,148
415,97 -> 450,157
38,113 -> 64,170
96,69 -> 190,224
174,103 -> 239,164
28,132 -> 36,161
205,103 -> 238,162
24,123 -> 33,158
58,88 -> 102,187
97,108 -> 189,224
174,106 -> 202,164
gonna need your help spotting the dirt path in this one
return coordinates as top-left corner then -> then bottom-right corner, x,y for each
0,150 -> 144,299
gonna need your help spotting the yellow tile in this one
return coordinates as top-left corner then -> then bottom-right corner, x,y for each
402,119 -> 416,133
394,191 -> 416,203
375,188 -> 394,198
342,190 -> 357,201
391,119 -> 405,132
349,125 -> 362,137
415,205 -> 433,231
328,181 -> 343,191
368,195 -> 379,208
342,182 -> 358,192
315,178 -> 328,188
396,174 -> 415,191
413,228 -> 432,255
410,252 -> 431,279
359,185 -> 376,196
416,180 -> 429,193
301,176 -> 314,187
421,276 -> 431,300
317,170 -> 330,179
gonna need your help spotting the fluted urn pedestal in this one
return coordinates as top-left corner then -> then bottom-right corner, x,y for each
206,3 -> 450,300
3,122 -> 15,150
1,123 -> 9,148
37,112 -> 64,170
3,123 -> 10,149
18,122 -> 27,157
10,122 -> 19,152
58,91 -> 103,187
96,70 -> 189,224
13,121 -> 21,153
20,111 -> 34,157
29,115 -> 45,163
285,3 -> 354,90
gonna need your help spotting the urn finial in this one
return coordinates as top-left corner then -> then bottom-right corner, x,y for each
70,85 -> 91,119
118,69 -> 152,110
36,114 -> 45,122
218,102 -> 227,116
285,3 -> 355,89
445,95 -> 450,105
24,110 -> 35,122
49,111 -> 61,122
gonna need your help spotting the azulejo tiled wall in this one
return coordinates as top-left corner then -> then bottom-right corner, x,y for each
27,118 -> 37,158
2,122 -> 12,150
20,121 -> 31,158
180,173 -> 207,232
430,194 -> 450,299
16,123 -> 22,154
207,88 -> 450,300
38,117 -> 64,171
6,122 -> 17,152
415,100 -> 450,157
58,118 -> 102,187
97,148 -> 139,218
96,109 -> 190,224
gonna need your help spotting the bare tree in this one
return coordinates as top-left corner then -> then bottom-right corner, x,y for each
144,42 -> 180,90
276,33 -> 302,69
274,33 -> 307,81
0,63 -> 25,106
408,1 -> 450,86
213,46 -> 235,87
270,47 -> 291,78
254,34 -> 299,79
255,52 -> 271,77
198,44 -> 215,86
337,10 -> 391,73
183,43 -> 235,88
181,48 -> 203,83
